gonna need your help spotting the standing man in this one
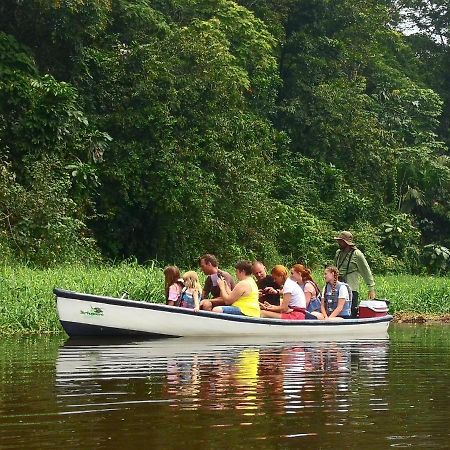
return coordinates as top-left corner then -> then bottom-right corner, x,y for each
199,254 -> 235,311
252,261 -> 281,306
334,231 -> 376,318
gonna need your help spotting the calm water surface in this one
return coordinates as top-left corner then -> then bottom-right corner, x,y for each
1,324 -> 449,449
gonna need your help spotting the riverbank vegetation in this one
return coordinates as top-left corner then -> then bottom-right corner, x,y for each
0,264 -> 448,334
1,1 -> 450,274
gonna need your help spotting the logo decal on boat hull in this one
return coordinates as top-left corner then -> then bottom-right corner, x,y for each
80,306 -> 104,317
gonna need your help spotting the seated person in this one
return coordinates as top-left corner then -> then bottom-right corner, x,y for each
321,266 -> 352,320
212,260 -> 260,318
163,265 -> 184,306
252,261 -> 281,306
260,265 -> 306,320
290,264 -> 324,319
179,271 -> 202,311
199,254 -> 235,311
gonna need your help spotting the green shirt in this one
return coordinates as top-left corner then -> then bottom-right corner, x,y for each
334,248 -> 375,293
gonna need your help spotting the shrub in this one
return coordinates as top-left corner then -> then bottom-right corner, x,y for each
0,157 -> 100,266
422,244 -> 450,275
276,203 -> 334,268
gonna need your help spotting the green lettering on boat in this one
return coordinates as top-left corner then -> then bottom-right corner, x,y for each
80,306 -> 104,317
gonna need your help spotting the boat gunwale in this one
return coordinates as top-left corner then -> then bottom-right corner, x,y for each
54,288 -> 393,327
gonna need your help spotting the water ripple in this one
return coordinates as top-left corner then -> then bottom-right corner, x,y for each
1,326 -> 450,449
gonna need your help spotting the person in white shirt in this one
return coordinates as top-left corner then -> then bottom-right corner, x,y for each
260,265 -> 307,320
321,266 -> 352,320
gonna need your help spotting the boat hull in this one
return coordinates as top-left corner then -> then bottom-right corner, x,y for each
55,289 -> 392,339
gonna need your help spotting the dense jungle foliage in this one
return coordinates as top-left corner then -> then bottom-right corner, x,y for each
0,0 -> 449,273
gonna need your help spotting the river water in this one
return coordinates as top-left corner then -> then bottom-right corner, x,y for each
0,324 -> 449,449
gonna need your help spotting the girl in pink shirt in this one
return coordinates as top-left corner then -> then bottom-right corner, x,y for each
291,264 -> 324,319
164,266 -> 184,306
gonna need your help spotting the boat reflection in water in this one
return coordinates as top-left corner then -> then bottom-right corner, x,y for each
56,337 -> 389,424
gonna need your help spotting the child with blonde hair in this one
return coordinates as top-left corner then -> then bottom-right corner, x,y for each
180,271 -> 202,311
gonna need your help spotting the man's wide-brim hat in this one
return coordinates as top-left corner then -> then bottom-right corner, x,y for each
334,231 -> 355,246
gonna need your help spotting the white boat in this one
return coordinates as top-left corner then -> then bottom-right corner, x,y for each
54,288 -> 393,339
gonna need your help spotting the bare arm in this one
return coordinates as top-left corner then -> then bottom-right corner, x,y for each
321,297 -> 328,319
264,293 -> 291,313
304,291 -> 312,307
193,290 -> 200,311
223,281 -> 232,296
218,280 -> 247,305
327,298 -> 345,319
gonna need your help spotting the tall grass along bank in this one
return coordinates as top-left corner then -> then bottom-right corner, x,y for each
0,263 -> 164,335
1,264 -> 449,334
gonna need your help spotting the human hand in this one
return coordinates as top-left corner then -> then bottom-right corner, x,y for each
263,302 -> 274,310
199,299 -> 212,311
368,290 -> 376,300
264,287 -> 278,295
217,277 -> 225,290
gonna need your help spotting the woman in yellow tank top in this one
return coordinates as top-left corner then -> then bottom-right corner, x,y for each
213,260 -> 260,318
